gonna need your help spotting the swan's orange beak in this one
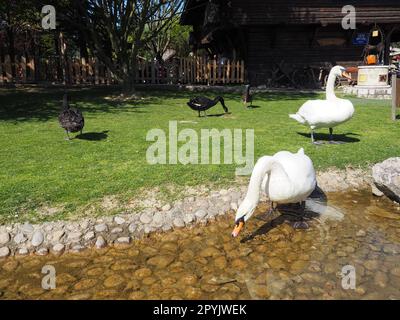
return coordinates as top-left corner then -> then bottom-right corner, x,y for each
232,220 -> 245,238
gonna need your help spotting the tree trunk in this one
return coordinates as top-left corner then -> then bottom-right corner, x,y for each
122,60 -> 138,94
7,27 -> 16,79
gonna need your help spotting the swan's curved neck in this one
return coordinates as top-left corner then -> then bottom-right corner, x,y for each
326,71 -> 337,100
244,156 -> 289,204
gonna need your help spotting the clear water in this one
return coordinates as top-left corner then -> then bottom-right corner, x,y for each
1,191 -> 399,300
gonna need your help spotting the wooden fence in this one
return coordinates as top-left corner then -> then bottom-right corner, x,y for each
0,55 -> 245,86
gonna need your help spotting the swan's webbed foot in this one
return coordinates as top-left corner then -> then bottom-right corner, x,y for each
291,220 -> 310,229
311,131 -> 324,145
256,202 -> 275,222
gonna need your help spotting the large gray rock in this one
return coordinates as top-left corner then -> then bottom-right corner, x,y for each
372,158 -> 400,203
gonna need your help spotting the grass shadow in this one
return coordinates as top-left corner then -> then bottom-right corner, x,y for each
206,112 -> 231,117
76,130 -> 109,141
297,132 -> 361,143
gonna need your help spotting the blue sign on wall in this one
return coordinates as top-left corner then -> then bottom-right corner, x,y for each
353,33 -> 369,46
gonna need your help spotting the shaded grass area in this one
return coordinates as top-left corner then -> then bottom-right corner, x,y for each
0,86 -> 398,224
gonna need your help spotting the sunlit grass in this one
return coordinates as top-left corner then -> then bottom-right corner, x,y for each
0,86 -> 398,223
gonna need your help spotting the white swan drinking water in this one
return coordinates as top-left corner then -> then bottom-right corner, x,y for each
289,66 -> 354,144
232,148 -> 317,237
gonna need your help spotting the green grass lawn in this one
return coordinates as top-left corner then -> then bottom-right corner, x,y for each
0,86 -> 398,224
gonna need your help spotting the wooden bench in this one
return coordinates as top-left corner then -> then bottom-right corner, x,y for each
392,73 -> 400,121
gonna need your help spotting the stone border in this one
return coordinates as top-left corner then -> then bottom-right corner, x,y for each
0,168 -> 371,259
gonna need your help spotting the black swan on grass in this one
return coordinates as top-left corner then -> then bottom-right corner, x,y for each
58,93 -> 85,140
243,84 -> 253,108
187,96 -> 229,117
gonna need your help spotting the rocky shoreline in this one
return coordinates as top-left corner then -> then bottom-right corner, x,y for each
0,167 -> 373,259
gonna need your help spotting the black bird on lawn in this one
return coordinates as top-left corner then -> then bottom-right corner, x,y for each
187,96 -> 229,117
243,84 -> 253,108
58,93 -> 85,140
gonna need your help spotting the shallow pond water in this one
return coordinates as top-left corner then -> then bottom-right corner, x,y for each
1,191 -> 400,300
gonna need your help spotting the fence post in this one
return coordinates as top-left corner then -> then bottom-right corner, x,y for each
81,57 -> 87,83
0,58 -> 3,84
151,61 -> 156,84
94,58 -> 99,84
240,60 -> 245,83
392,73 -> 399,121
4,55 -> 12,82
20,55 -> 26,82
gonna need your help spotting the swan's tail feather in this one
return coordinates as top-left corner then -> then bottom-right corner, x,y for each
297,148 -> 305,155
289,113 -> 306,124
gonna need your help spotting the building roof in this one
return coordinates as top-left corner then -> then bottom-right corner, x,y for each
181,0 -> 400,26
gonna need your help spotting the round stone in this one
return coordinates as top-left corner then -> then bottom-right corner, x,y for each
162,224 -> 172,232
356,229 -> 366,237
152,212 -> 164,227
116,237 -> 130,244
214,256 -> 228,269
20,223 -> 34,234
195,209 -> 207,220
147,255 -> 175,268
36,247 -> 48,256
173,218 -> 185,228
52,243 -> 65,254
114,216 -> 125,225
140,212 -> 153,224
71,245 -> 85,252
14,233 -> 27,244
200,247 -> 221,258
95,236 -> 106,249
130,291 -> 146,299
83,231 -> 95,241
230,202 -> 238,211
268,257 -> 286,270
111,227 -> 123,234
134,268 -> 152,278
0,247 -> 10,258
162,204 -> 172,211
67,232 -> 82,241
95,223 -> 108,232
18,247 -> 29,256
364,260 -> 379,271
104,275 -> 125,288
374,271 -> 388,288
183,214 -> 195,224
31,231 -> 44,247
128,223 -> 137,233
74,279 -> 97,290
0,232 -> 10,245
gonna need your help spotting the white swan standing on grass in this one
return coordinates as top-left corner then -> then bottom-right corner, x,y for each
289,66 -> 354,145
232,148 -> 317,237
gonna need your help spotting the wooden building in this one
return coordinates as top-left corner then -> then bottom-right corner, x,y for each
181,0 -> 400,86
